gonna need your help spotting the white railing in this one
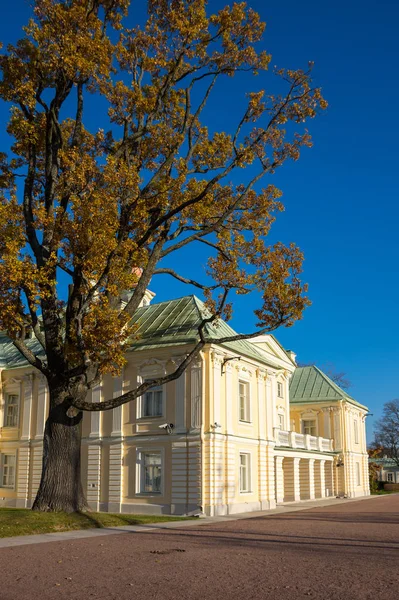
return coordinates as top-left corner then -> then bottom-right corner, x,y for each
274,428 -> 333,453
277,430 -> 290,446
322,438 -> 334,451
294,433 -> 305,449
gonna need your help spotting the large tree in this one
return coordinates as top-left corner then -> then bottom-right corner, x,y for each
374,400 -> 399,467
0,0 -> 326,512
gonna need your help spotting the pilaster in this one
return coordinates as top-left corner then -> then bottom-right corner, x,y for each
211,351 -> 224,426
190,360 -> 202,430
108,442 -> 123,512
16,445 -> 31,508
274,455 -> 284,503
87,443 -> 101,511
21,374 -> 34,440
89,384 -> 102,438
35,376 -> 48,440
171,356 -> 187,433
111,373 -> 123,437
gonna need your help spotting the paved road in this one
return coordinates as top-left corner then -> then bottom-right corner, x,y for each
0,495 -> 398,600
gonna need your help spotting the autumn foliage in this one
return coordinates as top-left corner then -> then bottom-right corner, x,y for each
0,0 -> 328,510
0,1 -> 327,400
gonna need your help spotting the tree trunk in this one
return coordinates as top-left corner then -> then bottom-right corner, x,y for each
32,391 -> 89,513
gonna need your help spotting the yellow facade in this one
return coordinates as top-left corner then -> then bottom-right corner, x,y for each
0,314 -> 370,515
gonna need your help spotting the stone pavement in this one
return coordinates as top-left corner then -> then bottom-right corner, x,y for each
0,493 -> 389,548
0,494 -> 398,600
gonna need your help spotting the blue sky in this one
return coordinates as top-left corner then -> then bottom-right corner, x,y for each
1,1 -> 398,441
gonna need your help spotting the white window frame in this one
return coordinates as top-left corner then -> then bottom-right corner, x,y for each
387,472 -> 394,483
277,381 -> 284,398
136,373 -> 166,420
1,453 -> 16,489
136,448 -> 164,496
3,392 -> 20,428
354,419 -> 359,444
238,380 -> 251,423
239,452 -> 251,493
302,419 -> 317,436
142,381 -> 163,418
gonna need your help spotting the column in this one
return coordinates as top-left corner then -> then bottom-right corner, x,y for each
190,360 -> 202,430
322,407 -> 331,440
361,415 -> 370,495
89,384 -> 102,438
172,356 -> 186,433
274,456 -> 284,503
16,446 -> 31,508
325,461 -> 334,497
225,363 -> 233,431
333,407 -> 342,451
308,459 -> 316,500
299,458 -> 315,500
31,445 -> 43,498
111,373 -> 123,437
265,374 -> 274,441
264,444 -> 276,510
87,385 -> 102,510
87,444 -> 101,511
171,440 -> 202,515
17,374 -> 34,508
35,376 -> 48,439
211,352 -> 224,426
108,442 -> 123,512
315,459 -> 326,499
21,374 -> 33,440
257,370 -> 268,509
283,457 -> 300,502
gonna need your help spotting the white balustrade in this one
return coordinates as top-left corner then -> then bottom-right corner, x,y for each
275,428 -> 333,453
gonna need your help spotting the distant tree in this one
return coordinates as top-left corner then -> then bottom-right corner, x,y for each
374,400 -> 399,467
297,361 -> 351,389
367,445 -> 383,493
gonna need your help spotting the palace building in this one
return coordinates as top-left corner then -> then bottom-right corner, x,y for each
0,294 -> 370,515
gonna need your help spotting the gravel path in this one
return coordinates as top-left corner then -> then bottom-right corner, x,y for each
0,495 -> 398,600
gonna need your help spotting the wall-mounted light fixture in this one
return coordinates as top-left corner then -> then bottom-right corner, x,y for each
210,422 -> 221,430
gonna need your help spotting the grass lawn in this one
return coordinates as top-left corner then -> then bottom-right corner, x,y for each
0,508 -> 194,538
371,489 -> 396,495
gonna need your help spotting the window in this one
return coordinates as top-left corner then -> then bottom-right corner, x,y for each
1,454 -> 16,488
387,473 -> 394,483
238,381 -> 250,422
239,453 -> 251,493
142,382 -> 163,418
354,420 -> 359,444
356,462 -> 361,486
277,382 -> 283,398
278,414 -> 285,430
302,419 -> 317,436
139,451 -> 162,494
4,394 -> 19,428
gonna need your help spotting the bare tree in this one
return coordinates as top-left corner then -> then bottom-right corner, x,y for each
374,400 -> 399,467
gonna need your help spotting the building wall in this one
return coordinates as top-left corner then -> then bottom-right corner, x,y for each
0,339 -> 370,513
290,400 -> 370,498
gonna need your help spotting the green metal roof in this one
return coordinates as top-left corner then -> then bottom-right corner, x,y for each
129,295 -> 281,367
289,365 -> 368,410
0,295 -> 281,370
369,458 -> 399,467
0,332 -> 43,369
